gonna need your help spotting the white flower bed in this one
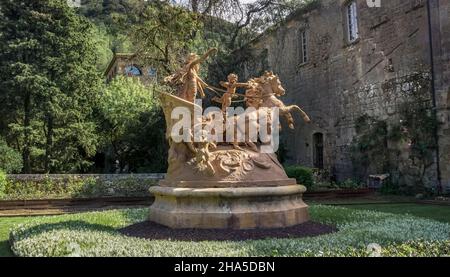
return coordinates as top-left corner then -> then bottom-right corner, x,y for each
9,206 -> 450,257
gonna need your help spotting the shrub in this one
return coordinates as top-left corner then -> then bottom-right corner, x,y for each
285,166 -> 314,189
379,180 -> 401,195
337,179 -> 365,190
0,138 -> 23,173
0,170 -> 6,197
0,176 -> 158,200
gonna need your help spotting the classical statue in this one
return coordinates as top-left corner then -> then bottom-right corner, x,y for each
150,63 -> 310,230
247,71 -> 311,129
181,129 -> 216,177
212,73 -> 249,113
164,48 -> 218,103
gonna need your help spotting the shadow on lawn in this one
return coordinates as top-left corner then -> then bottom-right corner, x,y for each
9,220 -> 117,242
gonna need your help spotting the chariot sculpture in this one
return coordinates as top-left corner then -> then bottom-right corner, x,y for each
149,49 -> 310,229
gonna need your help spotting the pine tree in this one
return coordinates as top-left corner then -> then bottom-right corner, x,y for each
0,0 -> 102,173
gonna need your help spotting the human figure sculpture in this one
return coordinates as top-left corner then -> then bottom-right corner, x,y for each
164,48 -> 218,102
192,131 -> 217,176
213,73 -> 249,113
161,68 -> 311,178
152,59 -> 311,230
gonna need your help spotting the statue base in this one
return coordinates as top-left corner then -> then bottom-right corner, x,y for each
148,183 -> 309,229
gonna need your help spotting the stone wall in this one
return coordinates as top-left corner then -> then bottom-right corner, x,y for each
7,174 -> 165,182
430,0 -> 450,192
105,53 -> 157,85
235,0 -> 447,190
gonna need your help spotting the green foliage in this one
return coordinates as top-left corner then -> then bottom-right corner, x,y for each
0,138 -> 23,173
0,176 -> 157,200
99,77 -> 156,137
79,0 -> 144,51
351,72 -> 437,194
396,74 -> 438,176
98,77 -> 167,172
334,179 -> 365,190
0,170 -> 6,197
91,24 -> 114,72
130,2 -> 203,75
351,115 -> 389,180
379,181 -> 401,195
8,206 -> 450,257
0,0 -> 103,173
285,166 -> 314,189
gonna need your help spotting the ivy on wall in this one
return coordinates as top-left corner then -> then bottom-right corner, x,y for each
351,72 -> 439,195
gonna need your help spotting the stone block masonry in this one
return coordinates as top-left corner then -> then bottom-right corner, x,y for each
234,0 -> 449,191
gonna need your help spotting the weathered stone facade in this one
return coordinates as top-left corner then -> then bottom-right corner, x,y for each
104,53 -> 157,85
236,0 -> 449,192
430,0 -> 450,192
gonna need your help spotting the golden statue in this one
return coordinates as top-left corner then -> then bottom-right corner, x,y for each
151,64 -> 311,230
164,48 -> 217,103
213,73 -> 249,113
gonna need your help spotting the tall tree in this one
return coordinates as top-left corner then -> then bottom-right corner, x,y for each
98,77 -> 167,173
173,0 -> 311,49
0,0 -> 102,173
131,2 -> 202,75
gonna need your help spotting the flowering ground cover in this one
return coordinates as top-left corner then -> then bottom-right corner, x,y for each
2,205 -> 449,257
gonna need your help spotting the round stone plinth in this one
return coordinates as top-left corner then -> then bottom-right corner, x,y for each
148,185 -> 309,230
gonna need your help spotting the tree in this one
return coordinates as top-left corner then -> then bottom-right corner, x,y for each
130,2 -> 203,75
0,0 -> 102,173
172,0 -> 312,49
0,137 -> 23,174
98,77 -> 167,172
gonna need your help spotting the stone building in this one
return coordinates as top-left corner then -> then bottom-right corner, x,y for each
104,53 -> 158,85
235,0 -> 449,192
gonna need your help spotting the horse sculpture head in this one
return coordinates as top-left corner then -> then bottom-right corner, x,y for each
244,79 -> 263,109
265,72 -> 286,97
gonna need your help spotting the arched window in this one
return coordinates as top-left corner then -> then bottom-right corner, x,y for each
124,65 -> 142,76
313,133 -> 324,169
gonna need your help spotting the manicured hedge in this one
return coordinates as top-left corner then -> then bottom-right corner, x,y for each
0,175 -> 158,200
9,205 -> 450,257
0,170 -> 6,197
284,166 -> 315,189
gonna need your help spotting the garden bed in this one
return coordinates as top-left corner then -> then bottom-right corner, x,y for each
0,197 -> 153,211
304,188 -> 375,199
8,205 -> 450,257
0,188 -> 374,212
0,174 -> 159,201
120,221 -> 336,241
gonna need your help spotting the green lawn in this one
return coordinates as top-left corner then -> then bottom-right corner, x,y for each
0,208 -> 148,257
0,217 -> 24,256
343,203 -> 450,224
2,203 -> 450,257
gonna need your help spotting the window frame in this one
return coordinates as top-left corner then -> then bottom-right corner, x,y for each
345,0 -> 360,44
298,29 -> 309,65
124,65 -> 142,76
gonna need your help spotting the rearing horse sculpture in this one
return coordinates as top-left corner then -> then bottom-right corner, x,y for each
247,71 -> 311,129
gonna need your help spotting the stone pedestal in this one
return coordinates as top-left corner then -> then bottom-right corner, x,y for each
153,92 -> 311,230
149,182 -> 309,230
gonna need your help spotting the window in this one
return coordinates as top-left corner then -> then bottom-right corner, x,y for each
299,30 -> 308,64
346,1 -> 359,43
313,133 -> 324,169
124,65 -> 142,76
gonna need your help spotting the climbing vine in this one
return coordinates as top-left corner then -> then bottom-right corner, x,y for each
351,72 -> 439,194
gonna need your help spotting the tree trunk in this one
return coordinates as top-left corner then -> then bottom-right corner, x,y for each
22,92 -> 31,173
191,0 -> 199,13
